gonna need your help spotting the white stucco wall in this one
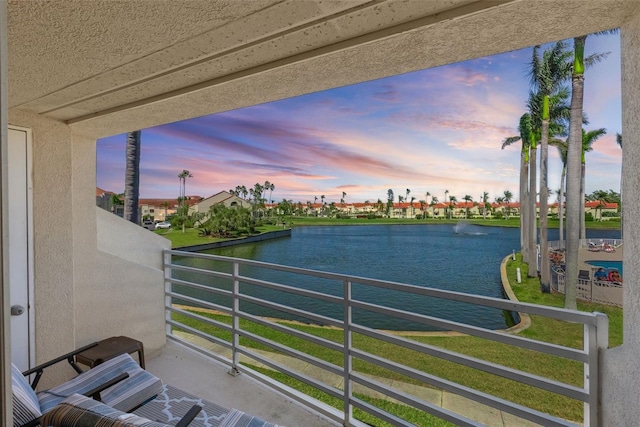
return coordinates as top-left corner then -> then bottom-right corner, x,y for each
7,109 -> 169,386
600,9 -> 640,426
97,208 -> 170,270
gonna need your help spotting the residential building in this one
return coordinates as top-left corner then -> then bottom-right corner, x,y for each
191,191 -> 250,214
2,2 -> 639,425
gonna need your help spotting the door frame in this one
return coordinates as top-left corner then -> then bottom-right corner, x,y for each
8,125 -> 34,369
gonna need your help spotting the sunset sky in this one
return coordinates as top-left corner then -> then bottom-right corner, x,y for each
96,32 -> 622,205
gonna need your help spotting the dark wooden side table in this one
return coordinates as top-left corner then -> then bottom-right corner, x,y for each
75,336 -> 145,369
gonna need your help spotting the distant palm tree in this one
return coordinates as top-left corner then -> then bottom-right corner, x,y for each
481,191 -> 490,220
386,189 -> 394,217
448,195 -> 457,219
503,190 -> 513,219
124,131 -> 141,224
579,128 -> 607,239
462,195 -> 473,218
419,200 -> 426,218
410,196 -> 416,217
444,190 -> 449,218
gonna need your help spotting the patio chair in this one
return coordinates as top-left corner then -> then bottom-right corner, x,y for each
41,393 -> 202,427
12,343 -> 162,427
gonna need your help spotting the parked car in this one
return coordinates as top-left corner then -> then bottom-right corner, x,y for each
155,221 -> 171,230
142,220 -> 154,230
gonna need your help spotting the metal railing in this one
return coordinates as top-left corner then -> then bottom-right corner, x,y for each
164,249 -> 608,427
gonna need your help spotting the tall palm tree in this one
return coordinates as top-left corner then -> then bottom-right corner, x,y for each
410,196 -> 416,217
444,190 -> 449,219
550,138 -> 568,249
578,128 -> 607,237
564,32 -> 614,309
530,41 -> 572,291
124,131 -> 141,224
502,113 -> 533,262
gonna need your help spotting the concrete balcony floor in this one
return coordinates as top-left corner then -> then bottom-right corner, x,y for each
145,340 -> 338,426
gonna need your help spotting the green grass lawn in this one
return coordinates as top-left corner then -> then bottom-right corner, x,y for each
173,260 -> 622,425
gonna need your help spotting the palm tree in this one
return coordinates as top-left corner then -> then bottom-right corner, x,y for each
268,182 -> 275,204
425,191 -> 431,205
430,196 -> 439,218
502,113 -> 533,262
462,195 -> 473,218
564,32 -> 614,309
124,131 -> 141,224
320,195 -> 325,216
550,138 -> 568,249
530,41 -> 572,291
480,192 -> 489,220
444,190 -> 449,218
419,200 -> 426,218
386,189 -> 394,217
410,196 -> 416,218
448,195 -> 457,219
503,190 -> 513,219
579,128 -> 607,239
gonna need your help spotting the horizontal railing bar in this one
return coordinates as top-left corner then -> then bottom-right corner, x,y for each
351,302 -> 588,362
351,349 -> 589,402
238,294 -> 343,328
165,250 -> 599,324
238,329 -> 344,377
166,320 -> 232,351
351,377 -> 483,427
166,292 -> 232,315
349,275 -> 597,325
167,277 -> 232,298
349,398 -> 416,427
238,275 -> 344,304
350,356 -> 579,427
236,347 -> 343,400
168,263 -> 232,281
237,311 -> 344,353
351,326 -> 588,400
167,306 -> 232,332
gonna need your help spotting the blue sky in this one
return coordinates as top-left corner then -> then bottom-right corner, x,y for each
97,33 -> 622,205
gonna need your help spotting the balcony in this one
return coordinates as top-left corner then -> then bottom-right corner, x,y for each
158,249 -> 608,427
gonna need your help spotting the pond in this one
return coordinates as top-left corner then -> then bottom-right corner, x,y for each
173,224 -> 621,331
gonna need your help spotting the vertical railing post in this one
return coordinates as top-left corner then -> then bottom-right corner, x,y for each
163,250 -> 172,337
343,278 -> 353,425
585,312 -> 609,427
229,261 -> 241,376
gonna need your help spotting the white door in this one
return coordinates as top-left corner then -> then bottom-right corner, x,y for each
8,127 -> 34,371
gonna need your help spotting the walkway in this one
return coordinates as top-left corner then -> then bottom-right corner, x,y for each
172,331 -> 544,427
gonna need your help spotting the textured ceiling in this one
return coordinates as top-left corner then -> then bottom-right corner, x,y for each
7,0 -> 639,138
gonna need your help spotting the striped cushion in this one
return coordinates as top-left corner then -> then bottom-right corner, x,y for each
11,363 -> 42,427
38,353 -> 162,413
41,393 -> 169,427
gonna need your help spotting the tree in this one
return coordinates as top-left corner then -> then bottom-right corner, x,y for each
564,32 -> 614,309
503,190 -> 513,219
462,195 -> 473,218
410,196 -> 416,217
448,195 -> 457,219
386,189 -> 394,217
502,113 -> 533,262
124,131 -> 141,224
481,191 -> 490,221
579,128 -> 607,238
550,138 -> 568,249
529,41 -> 572,291
444,190 -> 449,218
177,170 -> 193,233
